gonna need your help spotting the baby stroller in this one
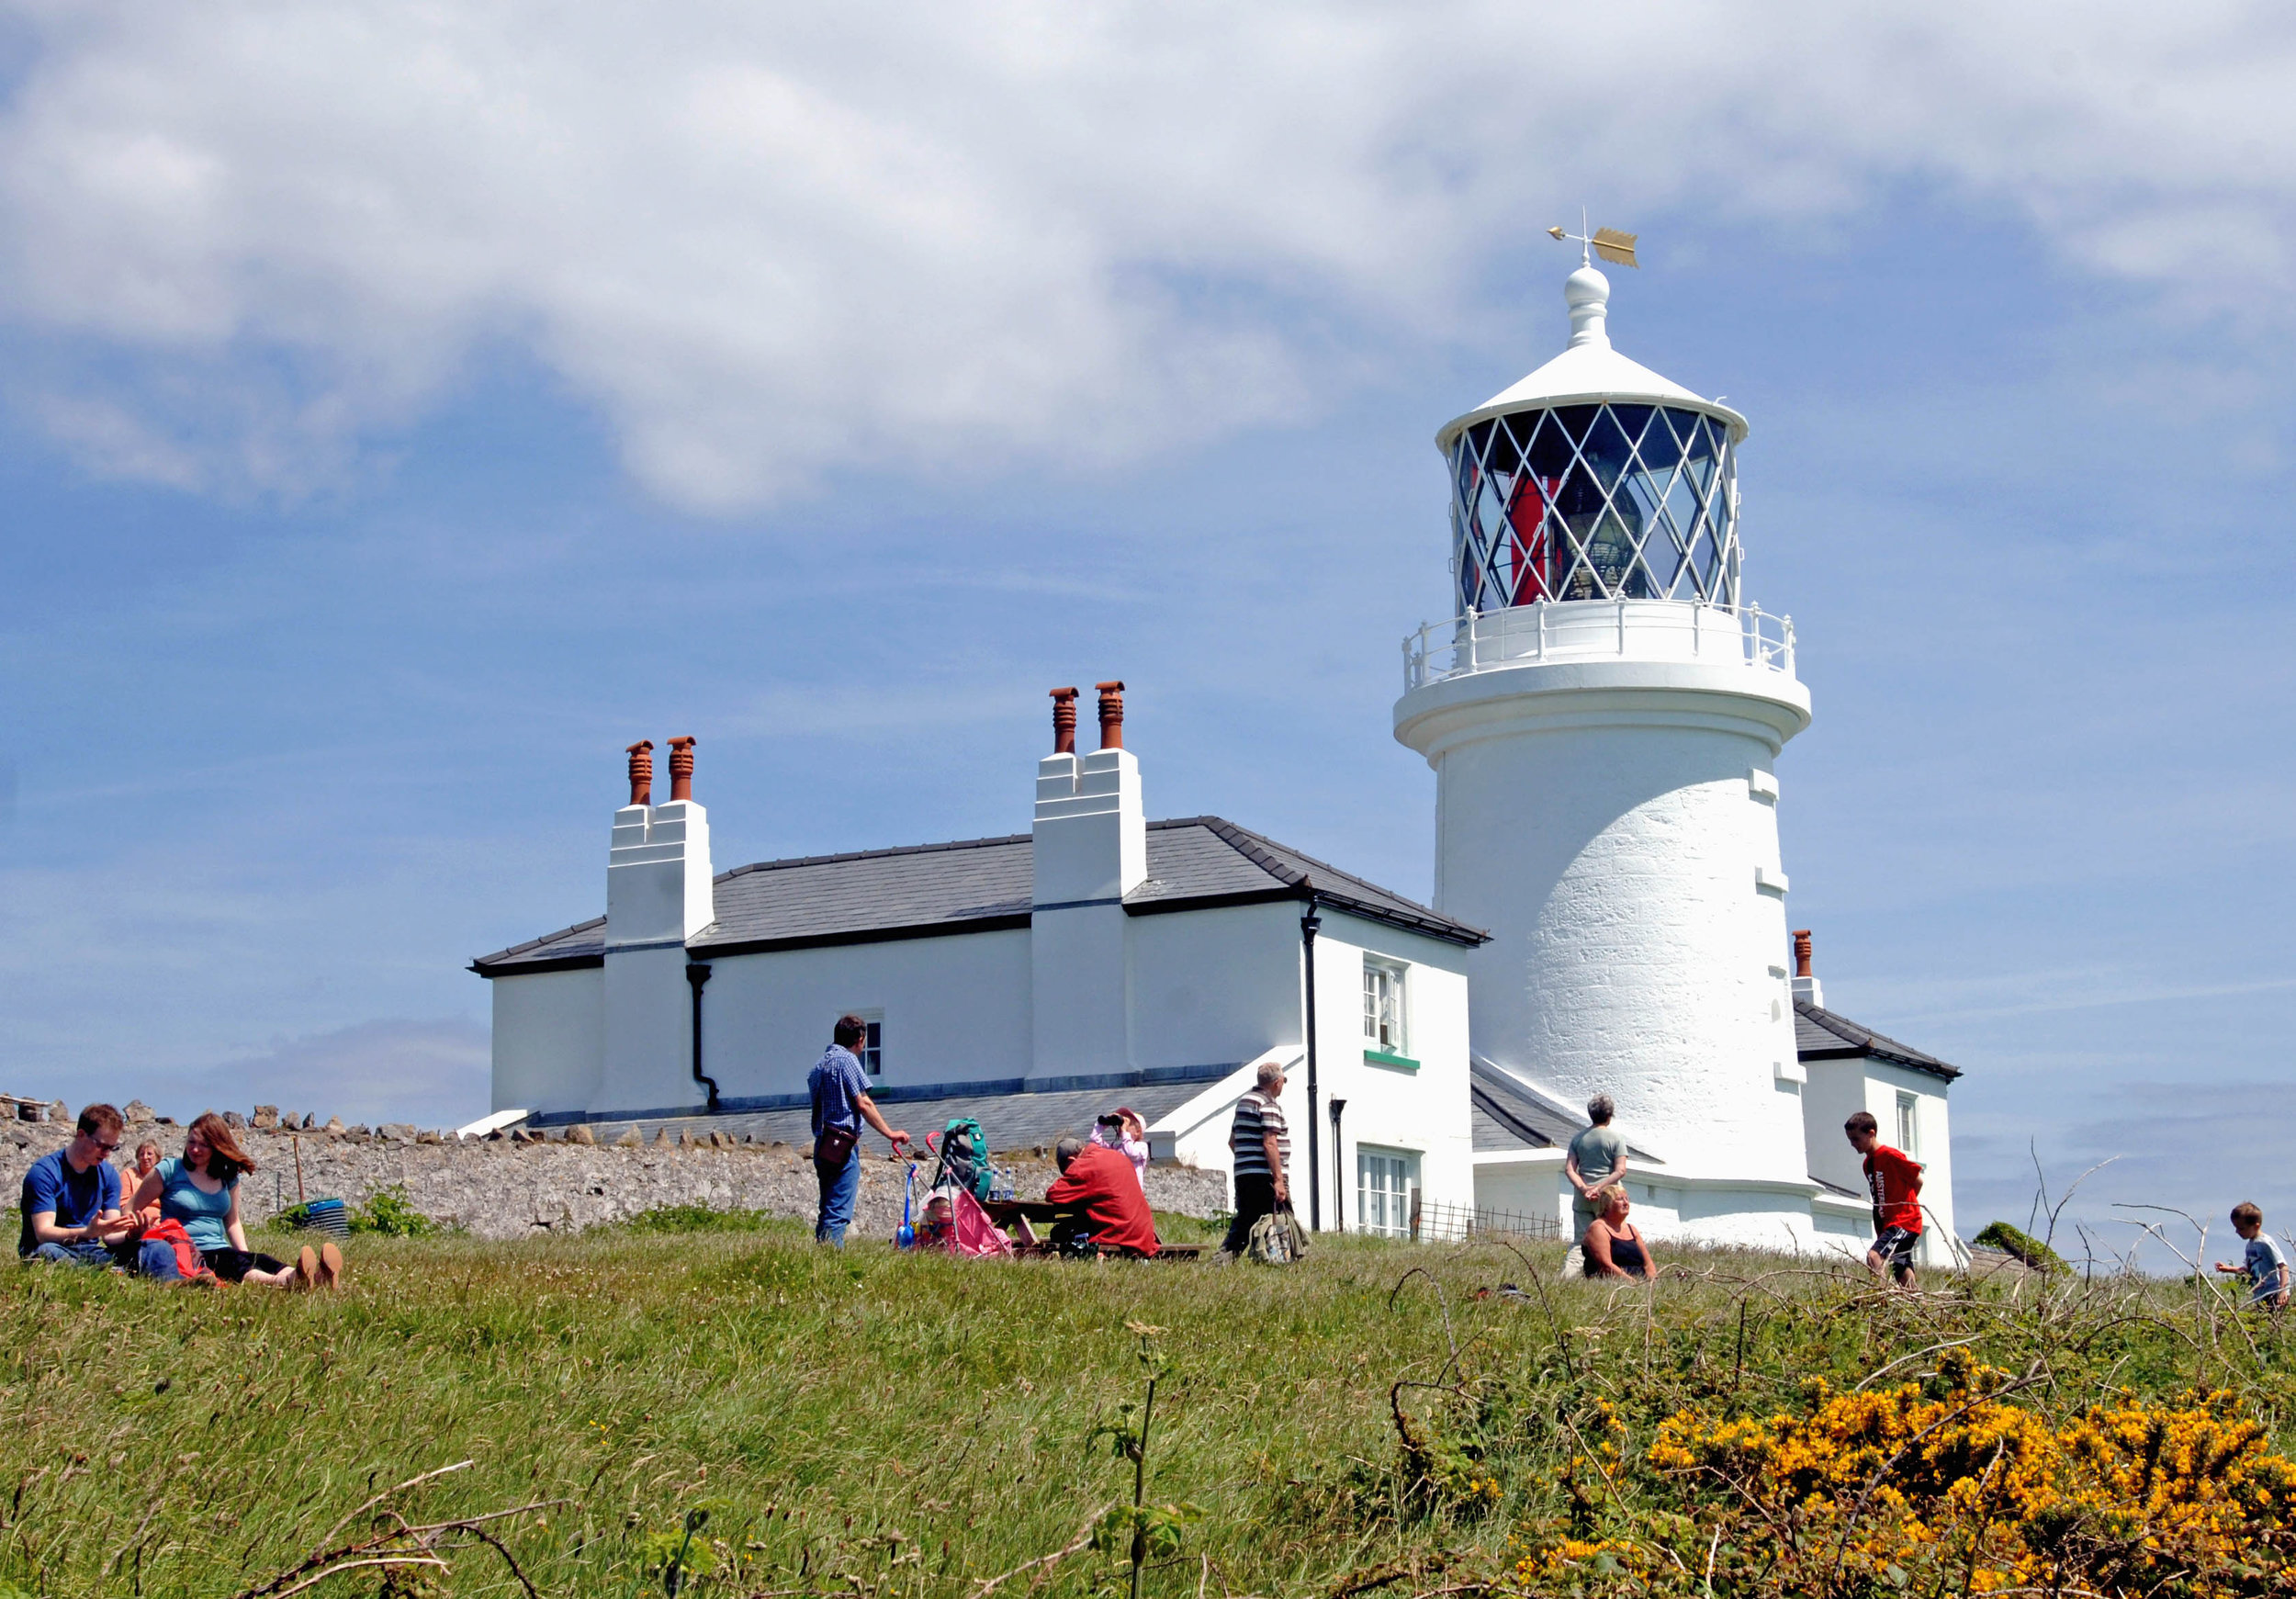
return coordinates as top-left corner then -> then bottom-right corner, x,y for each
913,1118 -> 1012,1257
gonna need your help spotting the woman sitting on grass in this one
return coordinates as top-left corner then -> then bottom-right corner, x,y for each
133,1113 -> 342,1289
118,1139 -> 163,1228
1581,1185 -> 1655,1281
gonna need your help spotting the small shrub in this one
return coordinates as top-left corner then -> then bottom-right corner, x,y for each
1975,1218 -> 2068,1274
352,1187 -> 441,1238
616,1203 -> 776,1234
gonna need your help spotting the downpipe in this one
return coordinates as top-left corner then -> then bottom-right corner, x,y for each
1300,901 -> 1322,1232
685,962 -> 720,1112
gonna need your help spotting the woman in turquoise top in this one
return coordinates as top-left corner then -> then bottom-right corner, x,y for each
131,1113 -> 341,1289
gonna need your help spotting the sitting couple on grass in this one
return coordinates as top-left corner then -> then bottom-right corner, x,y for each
1580,1185 -> 1656,1281
19,1104 -> 344,1289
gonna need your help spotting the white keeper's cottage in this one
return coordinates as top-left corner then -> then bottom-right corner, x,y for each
476,262 -> 1961,1261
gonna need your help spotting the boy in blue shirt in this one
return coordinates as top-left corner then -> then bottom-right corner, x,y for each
17,1103 -> 126,1267
2214,1201 -> 2290,1310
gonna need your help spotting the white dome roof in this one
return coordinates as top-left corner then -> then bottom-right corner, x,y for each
1436,266 -> 1748,452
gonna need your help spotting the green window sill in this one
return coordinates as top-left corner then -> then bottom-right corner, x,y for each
1363,1049 -> 1420,1071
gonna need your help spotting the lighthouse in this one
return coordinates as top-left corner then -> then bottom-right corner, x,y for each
1394,258 -> 1820,1243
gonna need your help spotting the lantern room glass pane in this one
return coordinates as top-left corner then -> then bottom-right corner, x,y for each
1450,401 -> 1739,612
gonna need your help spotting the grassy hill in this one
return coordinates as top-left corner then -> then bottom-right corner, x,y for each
6,1213 -> 2296,1596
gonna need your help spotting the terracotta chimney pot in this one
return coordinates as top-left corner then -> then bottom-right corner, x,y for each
625,740 -> 655,807
1049,687 -> 1079,755
1792,929 -> 1813,979
667,736 -> 697,803
1095,681 -> 1125,750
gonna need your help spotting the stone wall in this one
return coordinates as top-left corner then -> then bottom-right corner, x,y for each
3,1106 -> 1231,1243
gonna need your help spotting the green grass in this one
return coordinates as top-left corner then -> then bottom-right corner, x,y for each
6,1217 -> 2295,1596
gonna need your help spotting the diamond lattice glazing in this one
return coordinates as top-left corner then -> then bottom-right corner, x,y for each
1448,403 -> 1740,613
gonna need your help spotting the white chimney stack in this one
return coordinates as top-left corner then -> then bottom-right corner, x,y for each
601,737 -> 715,1115
1030,683 -> 1143,1080
607,738 -> 714,947
1791,929 -> 1823,1009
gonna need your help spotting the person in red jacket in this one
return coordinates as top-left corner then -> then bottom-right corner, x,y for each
1845,1109 -> 1924,1289
1045,1135 -> 1160,1257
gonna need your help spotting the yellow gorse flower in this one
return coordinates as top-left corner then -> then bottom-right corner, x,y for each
1526,1356 -> 2296,1596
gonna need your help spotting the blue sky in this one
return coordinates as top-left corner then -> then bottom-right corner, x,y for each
2,4 -> 2292,1266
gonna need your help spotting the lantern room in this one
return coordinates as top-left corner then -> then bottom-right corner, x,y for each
1435,266 -> 1750,618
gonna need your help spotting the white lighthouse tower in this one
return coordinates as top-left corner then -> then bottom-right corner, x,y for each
1394,257 -> 1820,1244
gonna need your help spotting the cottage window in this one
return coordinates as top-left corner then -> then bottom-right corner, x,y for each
1358,1147 -> 1420,1238
1363,958 -> 1408,1056
848,1009 -> 884,1075
1895,1090 -> 1919,1155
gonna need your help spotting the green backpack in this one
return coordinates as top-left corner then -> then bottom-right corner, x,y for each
935,1118 -> 994,1201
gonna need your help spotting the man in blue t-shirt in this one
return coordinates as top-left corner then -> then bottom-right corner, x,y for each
18,1103 -> 126,1267
807,1015 -> 909,1246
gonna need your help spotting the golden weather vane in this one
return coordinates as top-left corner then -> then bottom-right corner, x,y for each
1548,206 -> 1638,269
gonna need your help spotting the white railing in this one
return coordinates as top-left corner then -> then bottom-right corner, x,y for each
1402,599 -> 1796,692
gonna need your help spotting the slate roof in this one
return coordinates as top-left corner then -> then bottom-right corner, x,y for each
537,1074 -> 1230,1154
1469,1059 -> 1661,1160
473,816 -> 1484,974
1795,1000 -> 1961,1083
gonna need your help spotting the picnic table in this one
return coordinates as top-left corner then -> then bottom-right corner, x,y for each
977,1198 -> 1201,1261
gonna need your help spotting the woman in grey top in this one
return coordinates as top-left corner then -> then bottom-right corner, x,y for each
1565,1094 -> 1628,1241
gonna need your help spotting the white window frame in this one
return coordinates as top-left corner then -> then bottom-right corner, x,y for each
1363,956 -> 1409,1056
1894,1090 -> 1919,1156
1357,1145 -> 1421,1239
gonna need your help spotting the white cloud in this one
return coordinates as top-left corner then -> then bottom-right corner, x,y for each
1,2 -> 2292,508
141,1019 -> 490,1132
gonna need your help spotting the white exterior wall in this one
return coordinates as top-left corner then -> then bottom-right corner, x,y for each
490,966 -> 603,1114
1313,912 -> 1476,1231
601,945 -> 700,1114
1142,915 -> 1477,1232
1127,901 -> 1304,1074
1802,1058 -> 1872,1196
698,929 -> 1032,1102
1473,1152 -> 1862,1256
1869,1063 -> 1957,1267
1154,1049 -> 1307,1199
1031,746 -> 1146,1078
1803,1055 -> 1958,1267
1396,631 -> 1814,1217
599,796 -> 715,1115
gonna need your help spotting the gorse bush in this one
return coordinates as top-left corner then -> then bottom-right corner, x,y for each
1617,1353 -> 2296,1595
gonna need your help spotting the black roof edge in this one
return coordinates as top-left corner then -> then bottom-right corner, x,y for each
1124,885 -> 1304,918
1795,999 -> 1962,1082
470,953 -> 603,979
1171,814 -> 1488,946
1311,891 -> 1488,947
691,912 -> 1033,961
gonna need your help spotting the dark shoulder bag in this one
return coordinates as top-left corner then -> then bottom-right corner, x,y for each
812,1075 -> 859,1166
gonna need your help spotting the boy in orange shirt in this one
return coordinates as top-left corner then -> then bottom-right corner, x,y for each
1845,1109 -> 1923,1289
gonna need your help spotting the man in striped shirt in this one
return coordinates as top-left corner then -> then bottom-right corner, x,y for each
1221,1060 -> 1290,1256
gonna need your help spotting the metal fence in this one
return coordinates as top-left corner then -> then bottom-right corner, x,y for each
1404,1196 -> 1560,1244
1402,600 -> 1796,692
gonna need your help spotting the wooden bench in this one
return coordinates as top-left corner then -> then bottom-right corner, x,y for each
979,1199 -> 1201,1260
